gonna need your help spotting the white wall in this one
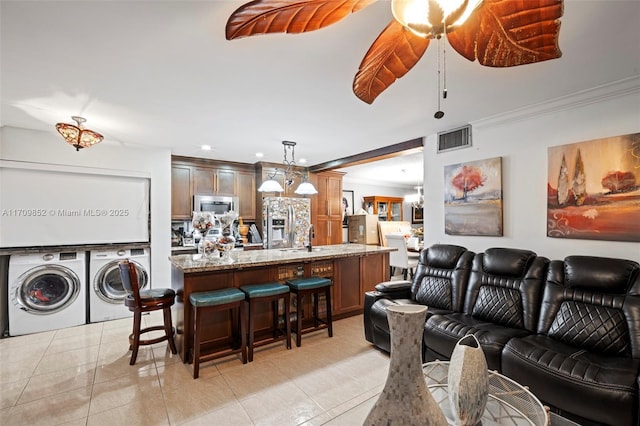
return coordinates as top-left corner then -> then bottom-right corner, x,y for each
423,78 -> 640,263
0,126 -> 172,284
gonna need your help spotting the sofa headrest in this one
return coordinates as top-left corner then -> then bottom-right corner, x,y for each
422,244 -> 468,269
564,256 -> 640,292
481,248 -> 537,277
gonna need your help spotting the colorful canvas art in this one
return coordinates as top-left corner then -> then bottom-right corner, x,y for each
547,133 -> 640,242
444,157 -> 503,236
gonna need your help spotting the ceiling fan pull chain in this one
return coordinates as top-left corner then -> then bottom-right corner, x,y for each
434,36 -> 444,119
443,37 -> 447,99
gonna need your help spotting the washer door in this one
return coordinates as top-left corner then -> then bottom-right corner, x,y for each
94,260 -> 149,304
13,265 -> 81,314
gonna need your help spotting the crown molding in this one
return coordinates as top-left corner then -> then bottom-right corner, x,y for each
472,75 -> 640,129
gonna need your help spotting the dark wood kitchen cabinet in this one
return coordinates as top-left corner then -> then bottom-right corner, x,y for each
332,252 -> 388,317
237,170 -> 256,221
171,165 -> 192,220
311,171 -> 344,245
171,156 -> 257,222
193,167 -> 236,196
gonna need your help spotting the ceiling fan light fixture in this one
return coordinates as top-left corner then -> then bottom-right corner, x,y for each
391,0 -> 483,37
55,116 -> 103,151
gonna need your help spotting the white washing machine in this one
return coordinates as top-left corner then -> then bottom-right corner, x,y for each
88,247 -> 150,323
8,251 -> 87,336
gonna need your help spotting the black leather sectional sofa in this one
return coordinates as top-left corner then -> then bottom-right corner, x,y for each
363,245 -> 640,426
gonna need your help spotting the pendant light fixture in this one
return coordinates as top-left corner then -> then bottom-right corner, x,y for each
55,116 -> 104,151
404,186 -> 424,209
257,141 -> 318,195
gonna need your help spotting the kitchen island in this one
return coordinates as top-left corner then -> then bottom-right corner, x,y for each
169,244 -> 394,362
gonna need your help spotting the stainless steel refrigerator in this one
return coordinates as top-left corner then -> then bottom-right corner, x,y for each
262,197 -> 312,249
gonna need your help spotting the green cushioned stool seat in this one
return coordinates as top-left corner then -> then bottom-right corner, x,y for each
240,282 -> 290,298
189,288 -> 247,378
285,277 -> 333,347
189,288 -> 245,307
285,277 -> 332,290
240,283 -> 292,362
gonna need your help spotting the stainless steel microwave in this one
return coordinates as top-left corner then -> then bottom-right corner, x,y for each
193,195 -> 238,215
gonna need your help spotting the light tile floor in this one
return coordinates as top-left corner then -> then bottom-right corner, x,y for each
0,313 -> 390,425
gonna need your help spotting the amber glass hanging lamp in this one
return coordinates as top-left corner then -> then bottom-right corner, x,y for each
55,116 -> 104,151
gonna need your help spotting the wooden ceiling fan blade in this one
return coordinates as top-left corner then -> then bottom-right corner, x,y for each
226,0 -> 376,40
353,20 -> 430,104
447,0 -> 563,67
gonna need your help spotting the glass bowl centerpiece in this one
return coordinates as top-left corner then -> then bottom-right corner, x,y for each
216,235 -> 236,263
192,212 -> 219,258
216,211 -> 238,262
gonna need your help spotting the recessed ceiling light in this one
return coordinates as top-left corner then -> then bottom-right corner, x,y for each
299,158 -> 307,164
201,145 -> 211,151
255,152 -> 264,158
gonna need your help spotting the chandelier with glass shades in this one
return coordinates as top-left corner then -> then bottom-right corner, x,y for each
55,116 -> 104,151
405,186 -> 424,209
257,141 -> 318,195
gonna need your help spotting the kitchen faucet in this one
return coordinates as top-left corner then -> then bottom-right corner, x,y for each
308,224 -> 315,252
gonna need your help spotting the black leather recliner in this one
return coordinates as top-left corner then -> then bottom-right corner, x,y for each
423,248 -> 549,371
363,244 -> 473,354
363,246 -> 640,425
502,256 -> 640,426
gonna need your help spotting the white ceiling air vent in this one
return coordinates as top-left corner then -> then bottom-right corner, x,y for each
437,125 -> 472,153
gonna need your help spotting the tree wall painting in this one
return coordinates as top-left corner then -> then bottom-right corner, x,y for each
444,157 -> 503,236
547,133 -> 640,242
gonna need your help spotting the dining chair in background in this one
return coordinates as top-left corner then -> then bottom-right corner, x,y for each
385,234 -> 419,280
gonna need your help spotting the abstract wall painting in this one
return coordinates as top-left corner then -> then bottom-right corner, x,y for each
444,157 -> 503,236
547,133 -> 640,242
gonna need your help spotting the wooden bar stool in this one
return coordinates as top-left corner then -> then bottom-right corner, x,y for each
239,282 -> 292,362
189,288 -> 247,379
118,260 -> 177,365
285,277 -> 333,347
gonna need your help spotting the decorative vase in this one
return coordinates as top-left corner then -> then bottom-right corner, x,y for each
447,334 -> 489,426
218,210 -> 239,237
364,305 -> 447,426
216,211 -> 238,262
216,235 -> 236,263
201,235 -> 219,259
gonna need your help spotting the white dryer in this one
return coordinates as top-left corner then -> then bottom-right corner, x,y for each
8,251 -> 87,336
88,247 -> 150,323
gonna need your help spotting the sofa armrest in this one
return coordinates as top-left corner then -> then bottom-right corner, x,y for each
363,281 -> 412,344
363,290 -> 383,343
375,280 -> 412,297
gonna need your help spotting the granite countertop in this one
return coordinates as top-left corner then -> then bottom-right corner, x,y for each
169,244 -> 396,273
171,245 -> 198,253
0,242 -> 151,256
